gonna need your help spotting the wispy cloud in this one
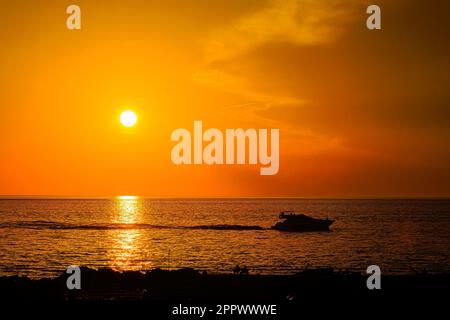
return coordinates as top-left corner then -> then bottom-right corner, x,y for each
193,0 -> 359,108
204,0 -> 358,62
192,0 -> 358,150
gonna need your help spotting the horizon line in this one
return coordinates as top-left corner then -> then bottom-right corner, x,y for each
1,195 -> 449,200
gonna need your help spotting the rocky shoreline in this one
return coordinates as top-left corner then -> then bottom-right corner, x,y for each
1,267 -> 448,301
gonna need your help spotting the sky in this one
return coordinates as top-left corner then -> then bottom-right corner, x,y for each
0,0 -> 449,197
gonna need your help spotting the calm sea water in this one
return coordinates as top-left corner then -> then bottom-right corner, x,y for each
0,198 -> 449,279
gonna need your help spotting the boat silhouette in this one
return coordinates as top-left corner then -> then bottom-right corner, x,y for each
271,211 -> 334,232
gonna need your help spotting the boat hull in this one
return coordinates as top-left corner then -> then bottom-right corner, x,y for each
271,218 -> 334,232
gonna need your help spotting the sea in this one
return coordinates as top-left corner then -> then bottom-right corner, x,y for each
0,198 -> 449,279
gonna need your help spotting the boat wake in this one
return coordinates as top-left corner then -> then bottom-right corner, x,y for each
0,220 -> 265,231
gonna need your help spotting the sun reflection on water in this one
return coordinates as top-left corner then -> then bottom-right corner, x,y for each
109,196 -> 148,271
114,196 -> 141,224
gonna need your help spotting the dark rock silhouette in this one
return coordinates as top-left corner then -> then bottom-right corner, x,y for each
0,266 -> 448,301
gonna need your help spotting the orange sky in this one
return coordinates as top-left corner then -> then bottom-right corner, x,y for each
1,0 -> 449,197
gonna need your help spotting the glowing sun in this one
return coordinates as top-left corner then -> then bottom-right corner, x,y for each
120,110 -> 137,127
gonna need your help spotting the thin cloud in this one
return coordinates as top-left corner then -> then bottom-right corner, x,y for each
204,0 -> 359,62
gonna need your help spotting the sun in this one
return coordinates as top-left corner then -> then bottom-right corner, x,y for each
120,110 -> 137,127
